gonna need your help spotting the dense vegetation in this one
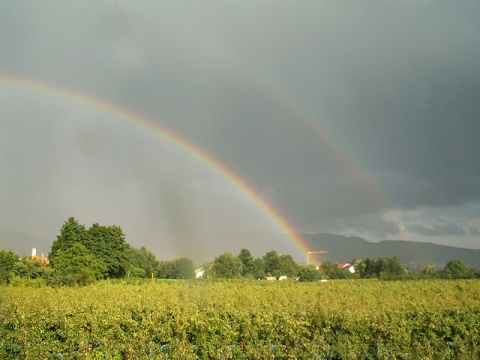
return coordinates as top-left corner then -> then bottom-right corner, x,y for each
1,280 -> 479,359
1,217 -> 480,358
1,217 -> 480,287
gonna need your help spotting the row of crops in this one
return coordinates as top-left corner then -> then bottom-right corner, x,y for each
1,279 -> 479,359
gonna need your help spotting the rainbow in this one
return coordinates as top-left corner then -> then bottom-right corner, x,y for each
227,61 -> 413,241
0,74 -> 309,257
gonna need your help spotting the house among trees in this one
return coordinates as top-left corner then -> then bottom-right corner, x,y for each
194,266 -> 205,279
31,247 -> 50,265
338,262 -> 355,273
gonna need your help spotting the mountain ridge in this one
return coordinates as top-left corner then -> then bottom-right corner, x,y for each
302,233 -> 480,270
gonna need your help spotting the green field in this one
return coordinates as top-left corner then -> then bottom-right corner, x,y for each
1,280 -> 479,359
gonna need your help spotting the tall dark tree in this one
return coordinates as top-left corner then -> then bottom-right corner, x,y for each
278,254 -> 300,278
263,250 -> 282,276
238,248 -> 255,277
49,217 -> 88,262
0,250 -> 19,285
87,223 -> 129,278
50,218 -> 130,280
252,258 -> 266,279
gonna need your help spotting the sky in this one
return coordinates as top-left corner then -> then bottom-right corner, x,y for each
1,1 -> 479,260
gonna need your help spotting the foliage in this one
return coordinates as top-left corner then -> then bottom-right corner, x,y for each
127,246 -> 159,278
237,248 -> 255,277
356,257 -> 405,279
261,250 -> 299,278
87,223 -> 129,278
12,258 -> 54,280
252,257 -> 266,279
0,250 -> 18,285
49,217 -> 88,258
320,261 -> 351,279
211,252 -> 243,278
442,259 -> 471,279
424,264 -> 437,277
298,264 -> 323,282
49,217 -> 129,280
1,280 -> 479,359
167,257 -> 195,279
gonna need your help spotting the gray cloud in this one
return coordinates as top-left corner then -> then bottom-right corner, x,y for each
407,222 -> 468,237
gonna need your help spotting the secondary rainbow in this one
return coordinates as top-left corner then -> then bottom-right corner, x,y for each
0,74 -> 309,257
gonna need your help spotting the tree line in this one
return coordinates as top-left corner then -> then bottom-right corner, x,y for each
0,217 -> 479,286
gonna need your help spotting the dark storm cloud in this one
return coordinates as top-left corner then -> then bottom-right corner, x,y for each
1,1 -> 480,256
470,228 -> 480,236
407,222 -> 468,237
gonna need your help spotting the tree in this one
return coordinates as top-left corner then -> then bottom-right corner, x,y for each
49,217 -> 88,261
155,261 -> 170,279
127,246 -> 159,278
51,242 -> 106,282
423,264 -> 437,278
320,261 -> 349,279
379,257 -> 404,279
12,258 -> 53,280
252,258 -> 266,279
87,223 -> 129,279
211,252 -> 243,279
278,254 -> 300,278
168,257 -> 194,279
442,259 -> 470,279
0,250 -> 19,285
238,248 -> 255,277
298,265 -> 323,282
263,250 -> 282,277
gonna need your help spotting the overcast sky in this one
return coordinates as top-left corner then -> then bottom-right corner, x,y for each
1,1 -> 479,259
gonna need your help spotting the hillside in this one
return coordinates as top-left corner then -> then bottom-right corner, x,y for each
302,233 -> 480,270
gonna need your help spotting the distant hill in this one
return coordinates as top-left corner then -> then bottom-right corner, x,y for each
302,233 -> 480,270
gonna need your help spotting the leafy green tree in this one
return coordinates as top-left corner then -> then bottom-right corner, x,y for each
252,258 -> 266,279
155,261 -> 170,279
278,254 -> 300,278
212,252 -> 243,279
127,246 -> 159,278
87,223 -> 129,278
298,265 -> 323,282
423,264 -> 437,278
49,217 -> 88,261
238,248 -> 255,277
263,250 -> 281,276
379,257 -> 404,279
12,258 -> 53,280
168,257 -> 194,279
0,250 -> 19,284
359,257 -> 404,279
320,261 -> 349,279
51,242 -> 106,281
442,259 -> 470,279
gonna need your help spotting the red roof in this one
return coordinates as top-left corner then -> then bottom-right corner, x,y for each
31,255 -> 50,265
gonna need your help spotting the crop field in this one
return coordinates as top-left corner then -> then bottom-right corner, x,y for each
1,279 -> 479,359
